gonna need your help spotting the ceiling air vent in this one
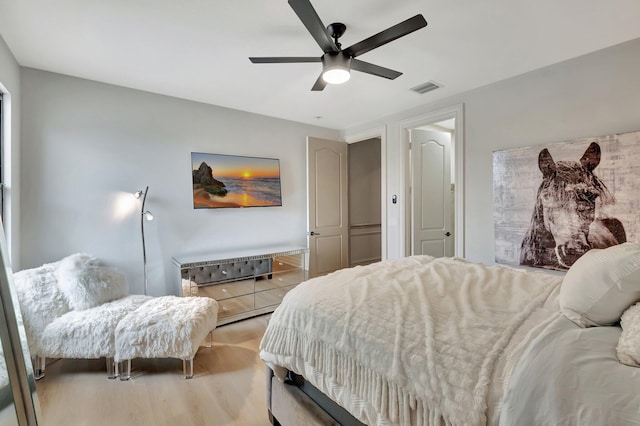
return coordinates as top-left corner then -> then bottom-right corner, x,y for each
410,80 -> 442,94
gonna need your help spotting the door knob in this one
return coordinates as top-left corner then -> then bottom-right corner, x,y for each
445,231 -> 451,237
309,231 -> 321,236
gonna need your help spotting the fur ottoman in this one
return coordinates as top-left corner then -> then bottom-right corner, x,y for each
114,295 -> 218,379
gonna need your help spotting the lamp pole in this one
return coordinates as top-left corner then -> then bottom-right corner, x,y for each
139,186 -> 151,296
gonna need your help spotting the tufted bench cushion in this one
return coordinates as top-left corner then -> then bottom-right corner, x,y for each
114,296 -> 218,379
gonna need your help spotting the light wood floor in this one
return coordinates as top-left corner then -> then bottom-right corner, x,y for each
36,315 -> 272,426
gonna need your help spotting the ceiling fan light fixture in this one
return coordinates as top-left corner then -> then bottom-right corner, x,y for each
322,68 -> 350,84
322,52 -> 351,85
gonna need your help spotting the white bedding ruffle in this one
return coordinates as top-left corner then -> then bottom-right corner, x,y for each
260,256 -> 562,426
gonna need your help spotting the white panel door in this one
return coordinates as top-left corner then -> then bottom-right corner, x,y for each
307,137 -> 349,277
410,130 -> 453,257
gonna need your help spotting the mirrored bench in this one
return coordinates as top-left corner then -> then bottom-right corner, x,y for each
172,246 -> 308,325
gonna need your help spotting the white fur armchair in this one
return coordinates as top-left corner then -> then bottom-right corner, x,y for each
13,254 -> 152,379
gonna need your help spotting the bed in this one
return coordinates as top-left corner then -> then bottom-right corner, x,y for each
259,244 -> 640,425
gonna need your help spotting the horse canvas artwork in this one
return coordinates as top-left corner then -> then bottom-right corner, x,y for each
494,131 -> 640,271
519,142 -> 625,269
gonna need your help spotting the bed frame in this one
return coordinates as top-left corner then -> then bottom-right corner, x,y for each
266,367 -> 365,426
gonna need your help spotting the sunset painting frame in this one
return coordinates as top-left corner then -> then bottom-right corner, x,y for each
191,152 -> 282,209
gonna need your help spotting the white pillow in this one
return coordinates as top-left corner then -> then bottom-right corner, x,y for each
560,242 -> 640,327
55,253 -> 129,310
617,302 -> 640,367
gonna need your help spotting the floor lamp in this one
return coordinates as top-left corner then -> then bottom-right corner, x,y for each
134,186 -> 154,295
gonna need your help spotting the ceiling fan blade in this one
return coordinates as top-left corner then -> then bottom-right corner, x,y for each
288,0 -> 339,53
311,73 -> 327,91
351,59 -> 402,80
344,14 -> 427,58
250,57 -> 321,63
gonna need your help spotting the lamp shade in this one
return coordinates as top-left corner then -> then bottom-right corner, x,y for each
322,52 -> 351,85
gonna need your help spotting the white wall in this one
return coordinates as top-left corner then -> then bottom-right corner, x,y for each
344,37 -> 640,264
20,69 -> 339,295
0,34 -> 21,268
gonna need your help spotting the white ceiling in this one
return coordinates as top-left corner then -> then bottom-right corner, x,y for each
2,0 -> 640,130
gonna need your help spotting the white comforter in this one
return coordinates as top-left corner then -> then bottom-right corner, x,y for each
500,315 -> 640,425
260,256 -> 562,426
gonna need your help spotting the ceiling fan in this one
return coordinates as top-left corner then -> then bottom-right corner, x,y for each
249,0 -> 428,91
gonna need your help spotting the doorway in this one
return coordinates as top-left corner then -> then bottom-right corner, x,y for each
348,138 -> 382,266
307,129 -> 385,277
400,104 -> 465,258
344,127 -> 386,264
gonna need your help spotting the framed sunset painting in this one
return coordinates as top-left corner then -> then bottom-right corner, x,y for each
191,152 -> 282,209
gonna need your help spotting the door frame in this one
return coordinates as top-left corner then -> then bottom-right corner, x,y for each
343,125 -> 387,260
399,104 -> 465,257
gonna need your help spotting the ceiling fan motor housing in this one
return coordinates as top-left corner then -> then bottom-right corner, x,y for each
322,51 -> 351,70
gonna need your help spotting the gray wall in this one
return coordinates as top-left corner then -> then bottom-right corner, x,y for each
0,35 -> 21,268
15,36 -> 640,288
344,37 -> 640,264
20,69 -> 339,295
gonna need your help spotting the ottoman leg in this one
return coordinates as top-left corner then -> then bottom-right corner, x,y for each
206,330 -> 213,348
33,355 -> 46,380
119,359 -> 132,381
183,358 -> 194,379
116,361 -> 126,378
106,357 -> 118,379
